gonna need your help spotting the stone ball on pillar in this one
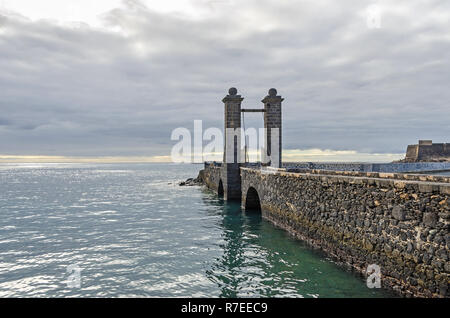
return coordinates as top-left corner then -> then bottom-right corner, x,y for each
268,88 -> 277,97
228,87 -> 238,96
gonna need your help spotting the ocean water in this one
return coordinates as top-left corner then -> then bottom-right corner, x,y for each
0,163 -> 393,298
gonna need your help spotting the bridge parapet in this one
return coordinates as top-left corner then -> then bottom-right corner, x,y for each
283,168 -> 450,183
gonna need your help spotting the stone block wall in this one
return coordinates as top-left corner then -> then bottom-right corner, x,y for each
406,145 -> 419,161
285,169 -> 450,183
241,168 -> 449,297
405,142 -> 450,162
200,163 -> 222,193
223,163 -> 242,200
418,143 -> 449,161
283,162 -> 371,172
262,91 -> 283,168
200,163 -> 241,200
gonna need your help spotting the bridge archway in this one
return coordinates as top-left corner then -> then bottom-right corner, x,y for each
245,187 -> 261,212
218,179 -> 224,197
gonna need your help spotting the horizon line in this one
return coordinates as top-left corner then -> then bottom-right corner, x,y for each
0,149 -> 405,164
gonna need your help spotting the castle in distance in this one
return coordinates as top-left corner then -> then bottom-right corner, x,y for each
402,140 -> 450,163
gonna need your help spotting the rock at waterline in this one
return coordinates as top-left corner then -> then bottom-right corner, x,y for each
179,177 -> 202,186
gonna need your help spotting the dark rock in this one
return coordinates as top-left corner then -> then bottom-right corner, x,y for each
392,206 -> 406,221
179,176 -> 202,187
439,284 -> 448,297
423,213 -> 438,228
406,242 -> 414,253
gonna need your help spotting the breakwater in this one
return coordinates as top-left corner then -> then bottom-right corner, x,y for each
200,164 -> 450,297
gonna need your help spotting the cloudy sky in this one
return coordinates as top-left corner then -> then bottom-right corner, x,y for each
0,0 -> 449,162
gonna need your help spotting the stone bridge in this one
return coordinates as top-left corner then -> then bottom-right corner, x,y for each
200,164 -> 450,298
197,87 -> 449,297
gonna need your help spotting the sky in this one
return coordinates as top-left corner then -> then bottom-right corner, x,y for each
0,0 -> 449,162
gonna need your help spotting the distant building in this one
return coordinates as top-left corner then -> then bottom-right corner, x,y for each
403,140 -> 450,162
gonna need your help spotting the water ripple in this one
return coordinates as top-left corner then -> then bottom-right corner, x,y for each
0,163 -> 394,298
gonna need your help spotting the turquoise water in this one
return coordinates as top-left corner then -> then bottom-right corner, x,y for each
0,163 -> 393,297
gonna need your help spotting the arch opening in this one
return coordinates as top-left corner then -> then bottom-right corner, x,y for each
218,179 -> 224,197
245,187 -> 261,212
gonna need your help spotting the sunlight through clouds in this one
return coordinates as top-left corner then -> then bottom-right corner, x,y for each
0,0 -> 449,160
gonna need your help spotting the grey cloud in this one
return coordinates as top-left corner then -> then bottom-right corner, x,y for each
0,118 -> 12,126
0,0 -> 449,157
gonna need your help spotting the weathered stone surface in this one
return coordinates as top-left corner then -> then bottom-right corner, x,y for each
201,163 -> 450,298
392,206 -> 406,221
179,176 -> 202,186
419,184 -> 437,193
237,167 -> 450,298
199,90 -> 449,298
404,140 -> 450,163
423,213 -> 439,228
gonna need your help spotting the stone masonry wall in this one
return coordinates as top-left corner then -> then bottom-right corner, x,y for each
200,164 -> 222,193
241,168 -> 450,297
201,163 -> 241,200
405,143 -> 450,162
418,143 -> 450,161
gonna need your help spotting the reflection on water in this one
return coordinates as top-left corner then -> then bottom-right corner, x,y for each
202,193 -> 393,298
0,163 -> 394,297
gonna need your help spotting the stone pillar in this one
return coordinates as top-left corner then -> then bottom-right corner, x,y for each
222,87 -> 243,200
262,88 -> 283,168
223,87 -> 243,164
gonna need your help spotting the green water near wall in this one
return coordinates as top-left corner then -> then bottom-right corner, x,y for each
205,198 -> 396,298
